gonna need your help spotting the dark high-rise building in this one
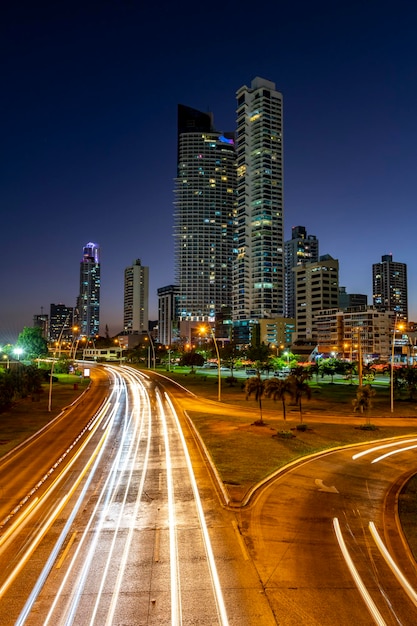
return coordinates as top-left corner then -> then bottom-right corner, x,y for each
49,304 -> 74,341
284,226 -> 319,318
33,310 -> 49,339
174,104 -> 236,323
372,254 -> 408,321
338,287 -> 368,310
158,284 -> 180,346
234,77 -> 284,320
76,242 -> 100,337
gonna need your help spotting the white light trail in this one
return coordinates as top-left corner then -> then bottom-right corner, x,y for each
352,438 -> 417,460
164,392 -> 229,626
157,389 -> 182,626
333,517 -> 386,626
371,444 -> 417,464
369,521 -> 417,608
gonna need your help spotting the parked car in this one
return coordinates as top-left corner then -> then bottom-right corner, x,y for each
273,370 -> 290,379
245,368 -> 257,375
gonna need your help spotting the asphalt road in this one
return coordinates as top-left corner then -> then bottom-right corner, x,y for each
2,364 -> 417,625
0,365 -> 274,625
237,437 -> 417,625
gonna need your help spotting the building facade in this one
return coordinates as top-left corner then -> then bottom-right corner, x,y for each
372,254 -> 408,321
157,284 -> 180,346
315,306 -> 393,362
49,304 -> 74,342
174,104 -> 236,325
338,287 -> 368,310
293,254 -> 339,343
76,242 -> 100,338
284,226 -> 319,319
33,311 -> 49,339
124,259 -> 149,335
234,77 -> 284,320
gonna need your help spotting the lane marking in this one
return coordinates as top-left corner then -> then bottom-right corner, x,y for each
56,531 -> 77,569
232,520 -> 250,561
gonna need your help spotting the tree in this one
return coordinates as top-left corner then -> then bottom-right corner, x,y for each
353,384 -> 375,424
0,369 -> 14,412
180,351 -> 205,370
246,343 -> 270,373
287,370 -> 311,423
16,327 -> 48,360
395,366 -> 417,401
219,342 -> 238,377
264,377 -> 293,422
245,374 -> 266,425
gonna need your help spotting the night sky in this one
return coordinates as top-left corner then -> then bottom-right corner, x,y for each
2,0 -> 417,343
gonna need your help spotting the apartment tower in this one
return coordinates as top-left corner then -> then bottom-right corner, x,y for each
234,77 -> 284,320
284,225 -> 319,318
76,242 -> 100,337
124,259 -> 149,334
294,254 -> 339,342
174,104 -> 236,324
372,254 -> 408,321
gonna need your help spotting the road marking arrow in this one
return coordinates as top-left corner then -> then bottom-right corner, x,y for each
315,478 -> 339,493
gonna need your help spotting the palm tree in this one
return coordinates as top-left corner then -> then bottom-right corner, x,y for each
264,377 -> 293,422
287,370 -> 311,424
353,384 -> 375,424
245,374 -> 266,425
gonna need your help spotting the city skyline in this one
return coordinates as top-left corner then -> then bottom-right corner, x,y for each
2,1 -> 417,342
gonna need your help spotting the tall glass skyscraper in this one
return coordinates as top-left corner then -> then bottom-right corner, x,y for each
234,77 -> 284,320
76,242 -> 100,337
174,104 -> 236,323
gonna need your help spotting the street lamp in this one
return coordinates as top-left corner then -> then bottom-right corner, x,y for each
390,316 -> 404,413
48,313 -> 71,412
200,324 -> 221,401
145,332 -> 156,369
14,347 -> 23,361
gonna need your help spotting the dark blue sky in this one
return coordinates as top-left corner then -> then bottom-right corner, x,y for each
1,0 -> 416,342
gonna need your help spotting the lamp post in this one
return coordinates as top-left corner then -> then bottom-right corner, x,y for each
146,332 -> 156,369
48,313 -> 71,412
390,316 -> 404,413
14,347 -> 23,361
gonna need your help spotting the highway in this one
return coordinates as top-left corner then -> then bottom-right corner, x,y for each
2,363 -> 417,625
0,365 -> 271,625
238,436 -> 417,625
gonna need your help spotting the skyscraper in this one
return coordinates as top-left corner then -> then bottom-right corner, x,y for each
124,259 -> 149,334
174,104 -> 236,323
284,226 -> 319,318
76,242 -> 100,337
49,303 -> 74,341
234,77 -> 284,320
157,284 -> 179,346
372,254 -> 408,320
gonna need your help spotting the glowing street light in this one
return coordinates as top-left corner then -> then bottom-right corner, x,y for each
14,347 -> 23,361
391,316 -> 404,413
200,325 -> 221,401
